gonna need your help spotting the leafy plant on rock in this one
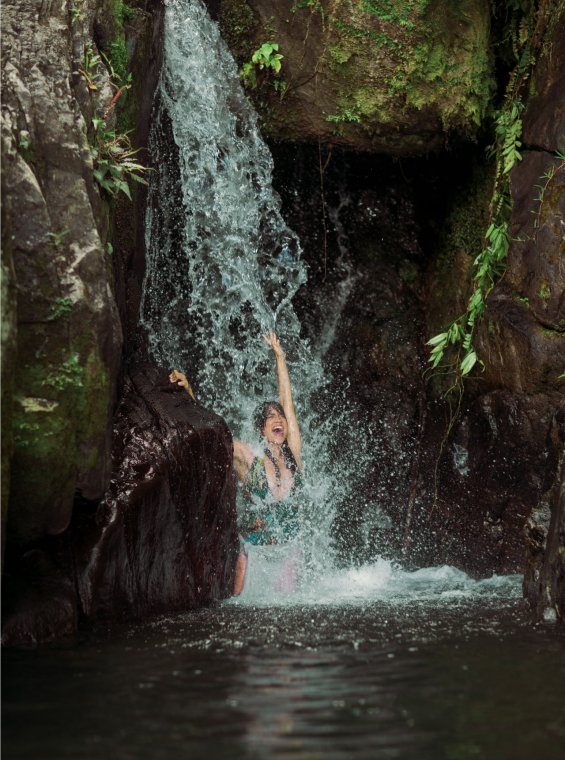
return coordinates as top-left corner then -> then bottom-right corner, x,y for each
90,117 -> 147,200
426,101 -> 524,384
241,42 -> 286,95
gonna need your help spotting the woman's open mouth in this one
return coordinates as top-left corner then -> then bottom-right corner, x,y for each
272,425 -> 284,435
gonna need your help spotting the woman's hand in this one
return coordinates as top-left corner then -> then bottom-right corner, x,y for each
169,370 -> 196,400
262,329 -> 284,358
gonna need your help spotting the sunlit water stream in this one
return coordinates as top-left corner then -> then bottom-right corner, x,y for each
4,2 -> 564,758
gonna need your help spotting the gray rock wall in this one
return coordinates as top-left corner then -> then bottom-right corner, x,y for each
1,0 -> 123,546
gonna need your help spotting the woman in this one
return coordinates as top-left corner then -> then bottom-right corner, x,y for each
169,330 -> 302,595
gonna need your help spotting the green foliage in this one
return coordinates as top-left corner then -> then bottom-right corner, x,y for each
357,0 -> 422,28
121,2 -> 138,22
325,102 -> 363,135
240,42 -> 286,90
78,31 -> 146,200
90,117 -> 148,200
79,41 -> 102,91
426,102 -> 524,383
49,228 -> 70,248
241,42 -> 285,92
48,297 -> 73,321
294,0 -> 493,139
326,105 -> 362,124
104,38 -> 129,85
423,0 -> 553,399
44,353 -> 83,392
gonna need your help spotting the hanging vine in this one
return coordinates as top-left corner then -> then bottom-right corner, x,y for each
425,0 -> 552,394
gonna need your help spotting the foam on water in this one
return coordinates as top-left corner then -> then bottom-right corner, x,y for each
231,556 -> 522,607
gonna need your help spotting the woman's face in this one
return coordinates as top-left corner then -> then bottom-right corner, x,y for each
262,406 -> 288,445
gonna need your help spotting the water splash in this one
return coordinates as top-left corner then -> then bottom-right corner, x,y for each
230,557 -> 522,608
141,0 -> 373,579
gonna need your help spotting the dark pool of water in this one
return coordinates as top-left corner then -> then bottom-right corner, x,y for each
3,589 -> 564,760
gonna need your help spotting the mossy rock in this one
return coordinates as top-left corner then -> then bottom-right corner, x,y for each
228,0 -> 494,154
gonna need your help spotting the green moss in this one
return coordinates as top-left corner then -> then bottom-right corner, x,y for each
217,0 -> 258,63
538,282 -> 551,300
106,37 -> 129,82
278,0 -> 493,145
328,45 -> 353,65
10,385 -> 77,542
431,163 -> 494,274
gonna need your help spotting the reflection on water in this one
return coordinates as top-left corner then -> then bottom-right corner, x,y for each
3,568 -> 565,760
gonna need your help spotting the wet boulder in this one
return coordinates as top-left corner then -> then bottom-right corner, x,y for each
523,408 -> 565,622
410,391 -> 561,576
77,365 -> 239,621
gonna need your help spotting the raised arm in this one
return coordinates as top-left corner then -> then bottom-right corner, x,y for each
263,330 -> 302,469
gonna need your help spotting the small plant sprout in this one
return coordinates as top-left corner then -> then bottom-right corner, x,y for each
79,41 -> 102,91
241,42 -> 285,93
70,2 -> 85,24
19,131 -> 31,151
49,228 -> 70,248
48,297 -> 73,321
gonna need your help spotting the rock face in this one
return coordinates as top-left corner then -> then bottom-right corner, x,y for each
477,9 -> 565,619
523,409 -> 565,622
215,0 -> 493,154
477,150 -> 565,394
1,1 -> 240,645
1,0 -> 123,546
405,391 -> 561,576
2,366 -> 238,644
419,6 -> 565,615
77,366 -> 238,621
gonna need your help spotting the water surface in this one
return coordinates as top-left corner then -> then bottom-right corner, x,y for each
3,566 -> 564,760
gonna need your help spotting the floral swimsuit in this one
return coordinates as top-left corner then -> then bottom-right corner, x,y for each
240,457 -> 302,546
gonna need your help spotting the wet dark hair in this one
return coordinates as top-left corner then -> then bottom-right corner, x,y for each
254,401 -> 286,435
254,401 -> 298,475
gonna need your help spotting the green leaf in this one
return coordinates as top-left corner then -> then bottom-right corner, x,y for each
431,350 -> 444,368
460,351 -> 477,376
117,180 -> 132,200
427,332 -> 448,347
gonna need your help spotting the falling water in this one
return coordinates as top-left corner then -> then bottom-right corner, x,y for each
141,0 -> 370,590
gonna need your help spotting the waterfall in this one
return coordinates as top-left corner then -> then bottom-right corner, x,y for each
141,0 -> 371,587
